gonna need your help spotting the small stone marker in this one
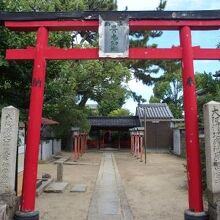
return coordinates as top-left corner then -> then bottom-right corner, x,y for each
70,184 -> 87,192
0,106 -> 19,193
44,182 -> 68,193
57,163 -> 63,182
204,101 -> 220,219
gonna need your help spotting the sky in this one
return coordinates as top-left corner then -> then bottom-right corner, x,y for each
116,0 -> 220,114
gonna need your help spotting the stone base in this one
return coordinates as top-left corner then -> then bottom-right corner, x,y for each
207,190 -> 220,206
44,182 -> 68,193
0,203 -> 7,220
208,201 -> 220,220
14,211 -> 39,220
0,192 -> 19,220
184,210 -> 209,220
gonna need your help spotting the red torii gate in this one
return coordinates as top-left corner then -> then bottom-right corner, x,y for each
1,10 -> 218,219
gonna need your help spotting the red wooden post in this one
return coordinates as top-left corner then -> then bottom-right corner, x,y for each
80,134 -> 83,157
74,134 -> 78,161
82,134 -> 85,154
20,27 -> 48,214
77,135 -> 80,159
82,134 -> 84,154
180,26 -> 204,214
134,133 -> 138,157
136,133 -> 139,158
133,134 -> 136,157
79,134 -> 81,156
86,133 -> 88,151
84,134 -> 86,153
140,134 -> 143,162
131,132 -> 134,154
136,133 -> 139,157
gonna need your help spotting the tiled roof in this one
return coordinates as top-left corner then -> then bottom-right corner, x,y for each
88,116 -> 140,128
136,103 -> 174,119
41,117 -> 59,125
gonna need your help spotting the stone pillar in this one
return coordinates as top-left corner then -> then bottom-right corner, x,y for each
0,106 -> 20,220
57,163 -> 63,182
204,101 -> 220,220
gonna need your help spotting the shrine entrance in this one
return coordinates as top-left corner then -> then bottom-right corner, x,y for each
2,10 -> 220,219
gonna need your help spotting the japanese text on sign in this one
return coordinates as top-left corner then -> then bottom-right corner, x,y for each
99,16 -> 129,58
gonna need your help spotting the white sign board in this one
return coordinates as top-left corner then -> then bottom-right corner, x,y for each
99,15 -> 129,58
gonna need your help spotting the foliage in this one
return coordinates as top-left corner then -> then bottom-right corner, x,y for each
0,0 -> 173,139
195,72 -> 220,125
127,0 -> 167,86
0,0 -> 124,139
149,61 -> 183,118
108,108 -> 131,117
97,86 -> 128,116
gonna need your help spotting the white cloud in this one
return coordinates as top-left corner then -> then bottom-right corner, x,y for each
117,0 -> 159,11
117,0 -> 220,11
165,0 -> 220,10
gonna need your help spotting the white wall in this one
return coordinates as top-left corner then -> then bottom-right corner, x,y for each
39,139 -> 61,161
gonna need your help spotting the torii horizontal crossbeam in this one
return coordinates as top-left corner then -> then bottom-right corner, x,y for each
4,20 -> 220,31
2,10 -> 220,30
6,47 -> 220,60
1,10 -> 220,21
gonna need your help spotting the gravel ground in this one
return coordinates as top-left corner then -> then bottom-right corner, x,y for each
36,151 -> 188,220
36,151 -> 102,220
115,151 -> 188,220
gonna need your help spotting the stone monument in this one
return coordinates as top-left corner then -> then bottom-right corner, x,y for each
204,101 -> 220,219
0,106 -> 20,220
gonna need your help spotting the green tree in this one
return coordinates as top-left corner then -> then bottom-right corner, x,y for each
118,0 -> 167,104
149,61 -> 183,118
195,72 -> 220,124
0,0 -> 121,136
127,0 -> 167,86
108,108 -> 131,116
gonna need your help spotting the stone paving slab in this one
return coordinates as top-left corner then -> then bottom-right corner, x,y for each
64,162 -> 99,166
36,178 -> 53,196
70,184 -> 87,192
87,153 -> 133,220
54,156 -> 70,164
44,182 -> 68,193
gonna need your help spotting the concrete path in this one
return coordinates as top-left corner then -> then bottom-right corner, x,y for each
87,153 -> 133,220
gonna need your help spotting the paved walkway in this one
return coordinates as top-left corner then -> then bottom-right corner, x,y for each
87,153 -> 133,220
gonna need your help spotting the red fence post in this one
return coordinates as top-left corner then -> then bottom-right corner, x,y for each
16,26 -> 48,218
140,134 -> 143,162
85,133 -> 88,152
132,134 -> 134,155
82,134 -> 85,154
73,133 -> 78,161
135,133 -> 138,158
77,135 -> 80,160
137,133 -> 140,159
180,26 -> 208,219
80,134 -> 82,157
131,133 -> 133,154
134,134 -> 136,157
